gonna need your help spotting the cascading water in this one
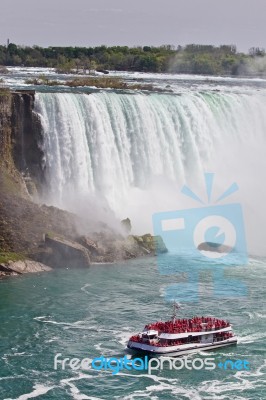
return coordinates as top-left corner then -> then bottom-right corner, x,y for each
34,88 -> 266,254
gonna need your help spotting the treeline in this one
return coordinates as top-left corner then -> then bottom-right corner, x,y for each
0,43 -> 265,76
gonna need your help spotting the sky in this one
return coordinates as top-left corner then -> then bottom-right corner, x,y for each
0,0 -> 265,52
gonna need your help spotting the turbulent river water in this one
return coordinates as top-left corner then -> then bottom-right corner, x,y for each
0,258 -> 265,400
0,69 -> 266,399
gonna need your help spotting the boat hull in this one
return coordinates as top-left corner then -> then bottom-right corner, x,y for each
127,337 -> 237,357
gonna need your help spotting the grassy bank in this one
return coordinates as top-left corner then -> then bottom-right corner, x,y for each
0,252 -> 25,264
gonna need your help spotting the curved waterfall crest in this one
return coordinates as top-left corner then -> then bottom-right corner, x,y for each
34,90 -> 266,238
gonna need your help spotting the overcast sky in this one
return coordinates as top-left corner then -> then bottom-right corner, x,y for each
0,0 -> 264,52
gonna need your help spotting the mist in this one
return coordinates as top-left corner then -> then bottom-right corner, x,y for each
34,87 -> 266,257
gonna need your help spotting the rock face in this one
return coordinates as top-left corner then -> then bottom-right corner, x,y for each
78,236 -> 103,256
121,218 -> 132,234
0,189 -> 80,254
0,90 -> 13,171
40,234 -> 91,268
80,232 -> 168,263
197,242 -> 233,253
11,91 -> 45,194
0,259 -> 51,277
0,90 -> 168,275
134,234 -> 168,254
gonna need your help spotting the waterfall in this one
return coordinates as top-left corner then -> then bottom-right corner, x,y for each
34,89 -> 266,253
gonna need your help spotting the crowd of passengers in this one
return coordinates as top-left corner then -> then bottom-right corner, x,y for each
129,330 -> 234,346
129,335 -> 184,346
143,317 -> 230,334
214,331 -> 233,341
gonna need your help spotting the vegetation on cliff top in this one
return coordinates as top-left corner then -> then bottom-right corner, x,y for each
25,75 -> 156,90
0,86 -> 10,97
65,76 -> 154,90
1,43 -> 266,76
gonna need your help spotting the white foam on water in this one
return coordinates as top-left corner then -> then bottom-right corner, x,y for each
242,310 -> 266,320
113,361 -> 265,399
2,352 -> 33,359
115,330 -> 133,347
217,352 -> 254,358
60,373 -> 104,400
122,390 -> 162,400
197,350 -> 215,356
248,257 -> 266,266
45,336 -> 60,343
118,372 -> 201,400
237,359 -> 266,378
242,312 -> 255,320
238,331 -> 266,344
33,316 -> 98,331
6,66 -> 56,75
90,327 -> 133,355
69,385 -> 90,400
200,378 -> 254,394
255,312 -> 266,319
55,361 -> 265,400
80,283 -> 109,301
111,70 -> 266,83
0,375 -> 24,381
94,343 -> 103,351
4,384 -> 55,400
81,283 -> 91,292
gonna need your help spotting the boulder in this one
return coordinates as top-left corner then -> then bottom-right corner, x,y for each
135,233 -> 168,254
121,218 -> 132,234
0,259 -> 51,275
197,242 -> 233,254
78,236 -> 103,256
43,234 -> 90,268
153,235 -> 168,254
123,234 -> 168,258
96,69 -> 109,74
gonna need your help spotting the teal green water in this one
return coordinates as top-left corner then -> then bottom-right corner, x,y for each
0,257 -> 265,400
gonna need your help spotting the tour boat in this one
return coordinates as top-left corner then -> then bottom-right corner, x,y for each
127,304 -> 237,357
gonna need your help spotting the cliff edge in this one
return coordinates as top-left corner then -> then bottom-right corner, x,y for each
0,89 -> 167,276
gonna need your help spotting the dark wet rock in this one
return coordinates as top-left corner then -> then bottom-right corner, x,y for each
41,234 -> 91,268
96,69 -> 109,74
11,91 -> 45,194
197,242 -> 233,253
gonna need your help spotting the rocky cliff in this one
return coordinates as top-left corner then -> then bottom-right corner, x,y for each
0,90 -> 167,277
11,90 -> 45,195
